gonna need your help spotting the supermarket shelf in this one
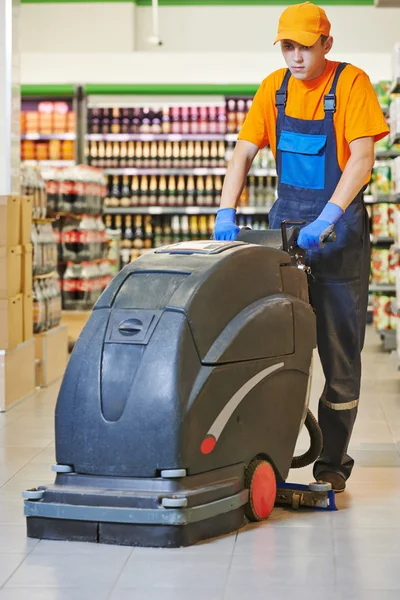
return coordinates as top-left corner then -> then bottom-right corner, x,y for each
33,271 -> 58,281
86,133 -> 227,142
103,167 -> 277,177
375,149 -> 400,160
22,160 -> 75,167
364,194 -> 400,204
103,206 -> 270,215
370,235 -> 395,245
22,133 -> 76,141
369,283 -> 396,293
225,133 -> 239,142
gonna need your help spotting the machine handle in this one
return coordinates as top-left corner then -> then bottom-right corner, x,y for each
280,220 -> 306,252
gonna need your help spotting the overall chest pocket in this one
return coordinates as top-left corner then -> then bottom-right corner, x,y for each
278,130 -> 327,190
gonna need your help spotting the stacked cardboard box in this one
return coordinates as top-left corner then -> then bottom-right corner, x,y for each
0,196 -> 35,411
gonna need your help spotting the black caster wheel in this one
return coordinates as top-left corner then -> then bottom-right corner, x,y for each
244,459 -> 276,522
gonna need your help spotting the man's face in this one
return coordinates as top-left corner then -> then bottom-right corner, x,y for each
280,37 -> 332,81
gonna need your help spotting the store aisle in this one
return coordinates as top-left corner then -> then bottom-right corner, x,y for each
0,326 -> 399,600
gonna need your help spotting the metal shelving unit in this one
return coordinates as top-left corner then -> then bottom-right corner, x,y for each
21,133 -> 76,141
103,206 -> 270,216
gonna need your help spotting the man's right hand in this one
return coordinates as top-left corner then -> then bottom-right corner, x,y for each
214,208 -> 240,241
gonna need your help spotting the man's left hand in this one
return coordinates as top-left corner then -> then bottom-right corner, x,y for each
297,219 -> 335,249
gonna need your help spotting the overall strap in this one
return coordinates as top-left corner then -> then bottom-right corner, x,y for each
275,69 -> 291,114
324,62 -> 348,119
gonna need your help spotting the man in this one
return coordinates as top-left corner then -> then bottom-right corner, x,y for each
214,1 -> 389,492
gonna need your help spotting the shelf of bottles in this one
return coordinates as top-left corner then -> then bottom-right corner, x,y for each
86,97 -> 278,267
38,165 -> 112,312
21,98 -> 76,166
368,81 -> 400,346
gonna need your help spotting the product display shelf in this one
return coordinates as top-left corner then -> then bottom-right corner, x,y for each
103,206 -> 270,216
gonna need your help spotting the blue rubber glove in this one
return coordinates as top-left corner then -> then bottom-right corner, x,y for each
297,202 -> 343,250
214,208 -> 240,241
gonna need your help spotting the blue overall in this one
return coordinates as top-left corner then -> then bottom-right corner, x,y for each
268,63 -> 371,480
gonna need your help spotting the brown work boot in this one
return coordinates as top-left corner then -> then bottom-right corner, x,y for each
317,471 -> 346,493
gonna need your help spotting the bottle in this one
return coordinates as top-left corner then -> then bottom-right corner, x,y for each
202,141 -> 210,168
208,214 -> 216,238
111,108 -> 121,134
177,175 -> 185,206
110,176 -> 121,207
161,106 -> 171,134
172,142 -> 180,167
102,109 -> 111,134
112,141 -> 120,167
158,175 -> 167,206
217,106 -> 227,135
140,175 -> 149,206
141,107 -> 151,133
127,141 -> 135,167
143,216 -> 154,250
151,109 -> 162,134
181,106 -> 190,134
142,142 -> 151,168
120,175 -> 131,208
61,262 -> 77,311
198,215 -> 208,240
124,215 -> 134,250
227,99 -> 237,133
131,175 -> 139,206
89,108 -> 101,135
205,175 -> 214,206
121,108 -> 131,134
236,99 -> 246,130
154,217 -> 163,248
171,215 -> 181,244
135,141 -> 143,168
208,106 -> 217,134
167,175 -> 177,206
194,141 -> 202,164
265,176 -> 276,210
105,141 -> 113,168
187,141 -> 195,169
239,184 -> 249,207
98,141 -> 106,168
218,140 -> 226,167
190,106 -> 199,134
133,215 -> 144,251
180,141 -> 188,168
132,108 -> 141,133
210,141 -> 218,168
89,141 -> 98,167
150,141 -> 158,168
120,141 -> 128,168
180,215 -> 190,242
165,141 -> 173,168
31,223 -> 41,276
256,176 -> 265,206
248,175 -> 256,207
199,106 -> 208,134
186,175 -> 195,207
171,107 -> 181,134
149,175 -> 158,206
189,216 -> 198,241
214,175 -> 223,206
163,217 -> 173,246
158,141 -> 165,168
196,176 -> 205,206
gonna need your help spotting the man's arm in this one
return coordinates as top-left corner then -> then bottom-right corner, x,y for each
297,136 -> 375,249
329,136 -> 375,211
219,140 -> 260,209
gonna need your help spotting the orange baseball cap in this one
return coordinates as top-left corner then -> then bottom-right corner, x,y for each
274,2 -> 331,47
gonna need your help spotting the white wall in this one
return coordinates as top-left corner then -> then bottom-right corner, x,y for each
19,3 -> 399,84
20,3 -> 135,53
135,5 -> 400,53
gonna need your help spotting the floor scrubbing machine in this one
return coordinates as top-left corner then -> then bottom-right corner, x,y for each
23,222 -> 336,548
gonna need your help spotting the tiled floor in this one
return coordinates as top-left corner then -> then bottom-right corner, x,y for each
0,326 -> 400,599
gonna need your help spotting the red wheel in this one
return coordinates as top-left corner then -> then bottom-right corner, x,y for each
244,459 -> 276,521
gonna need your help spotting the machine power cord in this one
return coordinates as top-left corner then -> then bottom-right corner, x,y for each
291,410 -> 323,469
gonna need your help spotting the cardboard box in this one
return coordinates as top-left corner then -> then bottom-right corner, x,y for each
0,339 -> 36,411
20,196 -> 33,245
35,324 -> 68,387
0,196 -> 21,247
23,292 -> 33,342
0,246 -> 22,298
61,310 -> 90,349
0,294 -> 23,350
22,244 -> 33,293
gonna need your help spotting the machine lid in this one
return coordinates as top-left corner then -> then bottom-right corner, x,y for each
155,241 -> 246,255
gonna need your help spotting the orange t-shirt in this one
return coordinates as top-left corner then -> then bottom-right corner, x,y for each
238,60 -> 389,173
